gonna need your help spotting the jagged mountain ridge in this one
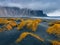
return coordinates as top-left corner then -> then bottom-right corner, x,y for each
0,6 -> 47,17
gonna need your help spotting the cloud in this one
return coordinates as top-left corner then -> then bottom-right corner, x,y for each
47,10 -> 60,16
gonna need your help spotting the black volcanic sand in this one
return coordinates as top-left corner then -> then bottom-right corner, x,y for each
0,20 -> 59,45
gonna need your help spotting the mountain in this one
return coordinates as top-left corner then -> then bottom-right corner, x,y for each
0,6 -> 47,17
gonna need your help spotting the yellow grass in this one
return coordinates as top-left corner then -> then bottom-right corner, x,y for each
51,40 -> 60,45
16,32 -> 44,43
47,24 -> 60,37
6,24 -> 12,30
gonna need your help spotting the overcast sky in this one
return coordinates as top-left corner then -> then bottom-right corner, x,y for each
0,0 -> 60,16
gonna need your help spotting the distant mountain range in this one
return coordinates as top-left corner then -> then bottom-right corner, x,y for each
0,6 -> 47,17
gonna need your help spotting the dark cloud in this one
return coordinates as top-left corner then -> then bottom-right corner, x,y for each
0,0 -> 60,16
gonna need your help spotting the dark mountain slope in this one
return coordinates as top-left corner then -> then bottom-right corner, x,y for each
0,7 -> 47,17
